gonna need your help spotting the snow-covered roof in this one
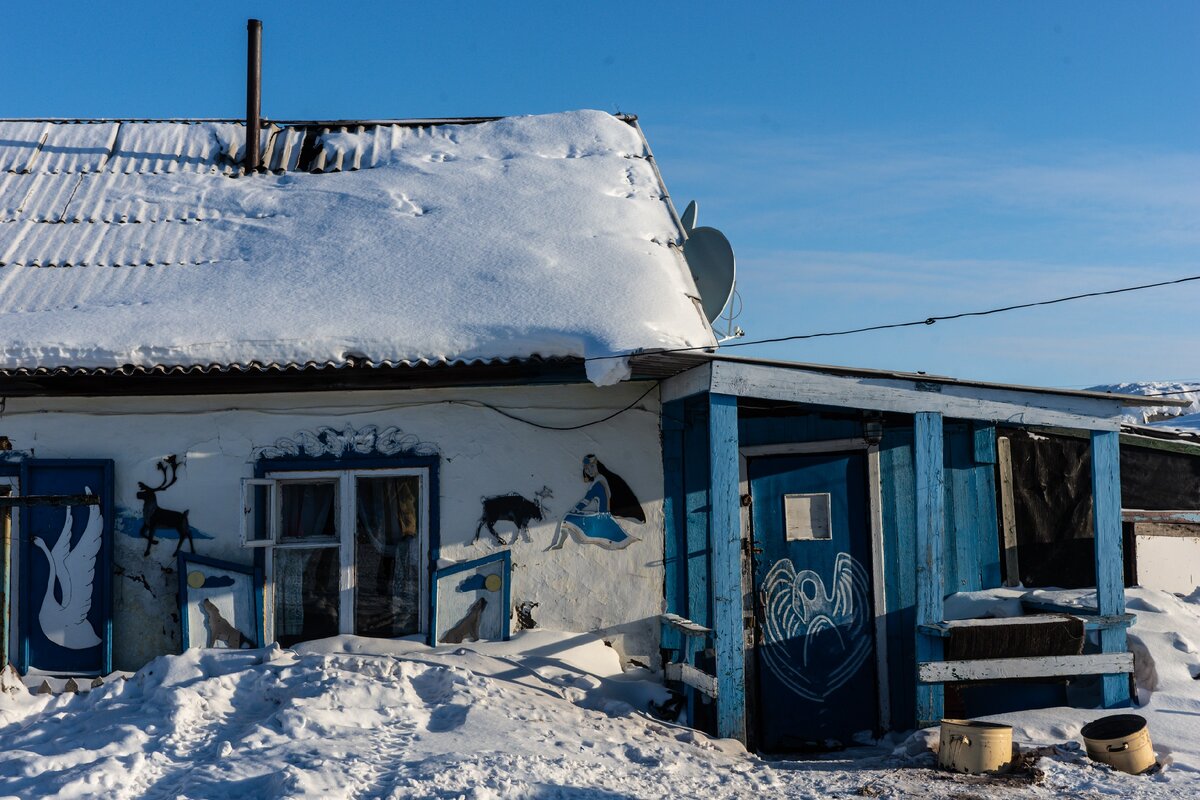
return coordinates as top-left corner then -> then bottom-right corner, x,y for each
0,111 -> 715,385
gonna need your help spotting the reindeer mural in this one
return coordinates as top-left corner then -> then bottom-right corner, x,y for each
137,455 -> 193,557
474,486 -> 552,546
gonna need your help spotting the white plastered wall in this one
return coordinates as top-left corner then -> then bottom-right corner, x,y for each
0,381 -> 665,671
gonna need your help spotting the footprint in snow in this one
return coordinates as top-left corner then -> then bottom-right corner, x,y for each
389,191 -> 426,217
1171,634 -> 1197,654
409,668 -> 460,706
425,703 -> 470,733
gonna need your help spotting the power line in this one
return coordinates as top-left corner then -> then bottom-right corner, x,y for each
587,272 -> 1200,362
454,382 -> 660,430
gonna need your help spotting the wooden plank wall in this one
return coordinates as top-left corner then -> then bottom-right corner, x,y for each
914,411 -> 947,727
878,423 -> 1001,728
737,413 -> 1001,731
661,400 -> 688,619
1091,430 -> 1131,709
683,396 -> 713,630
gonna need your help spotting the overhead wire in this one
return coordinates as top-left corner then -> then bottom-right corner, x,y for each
450,383 -> 660,430
585,272 -> 1200,362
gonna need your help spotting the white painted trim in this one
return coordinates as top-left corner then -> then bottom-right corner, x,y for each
263,466 -> 431,641
918,652 -> 1134,683
866,445 -> 890,731
710,361 -> 1123,430
659,363 -> 712,404
739,440 -> 890,731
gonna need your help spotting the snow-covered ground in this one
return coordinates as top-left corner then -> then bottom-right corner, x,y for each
2,590 -> 1199,799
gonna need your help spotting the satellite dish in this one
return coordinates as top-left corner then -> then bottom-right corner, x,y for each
680,200 -> 699,234
682,209 -> 736,324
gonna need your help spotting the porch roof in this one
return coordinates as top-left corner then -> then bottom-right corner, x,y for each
643,351 -> 1183,431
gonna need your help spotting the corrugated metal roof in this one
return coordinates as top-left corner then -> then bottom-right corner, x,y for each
0,354 -> 564,379
0,111 -> 715,380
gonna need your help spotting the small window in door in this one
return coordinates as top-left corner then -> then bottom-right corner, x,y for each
783,493 -> 832,541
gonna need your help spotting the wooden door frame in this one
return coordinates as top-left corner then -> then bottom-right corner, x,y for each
739,439 -> 891,733
0,477 -> 13,669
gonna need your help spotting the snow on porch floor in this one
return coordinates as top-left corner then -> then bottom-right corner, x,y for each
0,611 -> 1196,798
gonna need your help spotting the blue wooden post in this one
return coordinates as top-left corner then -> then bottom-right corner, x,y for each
1092,430 -> 1131,708
708,393 -> 746,743
914,412 -> 946,727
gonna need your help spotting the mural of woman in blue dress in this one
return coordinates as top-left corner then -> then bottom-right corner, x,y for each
548,455 -> 646,550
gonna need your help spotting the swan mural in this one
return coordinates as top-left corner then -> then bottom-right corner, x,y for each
32,492 -> 103,650
760,552 -> 872,702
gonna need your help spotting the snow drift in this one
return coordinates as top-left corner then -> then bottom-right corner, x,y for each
3,598 -> 1200,799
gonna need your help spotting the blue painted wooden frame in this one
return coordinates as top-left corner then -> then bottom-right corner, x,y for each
254,452 -> 441,640
177,552 -> 266,651
0,461 -> 18,670
914,412 -> 945,727
430,549 -> 512,645
683,396 -> 712,632
708,392 -> 746,743
661,401 -> 687,620
17,458 -> 115,675
1091,430 -> 1131,708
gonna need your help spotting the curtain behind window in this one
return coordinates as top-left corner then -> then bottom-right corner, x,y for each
355,476 -> 420,637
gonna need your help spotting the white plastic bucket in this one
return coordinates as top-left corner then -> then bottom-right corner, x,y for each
1080,714 -> 1155,775
938,719 -> 1014,775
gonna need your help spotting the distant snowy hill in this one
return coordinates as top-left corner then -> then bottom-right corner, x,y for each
1089,382 -> 1200,432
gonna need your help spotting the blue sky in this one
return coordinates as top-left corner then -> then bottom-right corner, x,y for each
5,2 -> 1198,387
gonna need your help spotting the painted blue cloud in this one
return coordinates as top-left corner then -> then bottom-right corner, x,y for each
201,575 -> 235,589
116,509 -> 215,541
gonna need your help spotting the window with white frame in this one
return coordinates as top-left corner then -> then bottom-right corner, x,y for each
242,468 -> 428,647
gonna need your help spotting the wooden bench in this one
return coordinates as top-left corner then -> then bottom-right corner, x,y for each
917,612 -> 1135,684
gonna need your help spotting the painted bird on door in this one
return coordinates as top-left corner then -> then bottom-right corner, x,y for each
759,552 -> 872,702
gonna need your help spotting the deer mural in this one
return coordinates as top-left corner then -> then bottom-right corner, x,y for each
137,455 -> 193,557
474,486 -> 552,546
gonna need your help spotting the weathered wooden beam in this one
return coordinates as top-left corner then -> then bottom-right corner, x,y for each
1122,509 -> 1200,525
665,662 -> 719,698
660,613 -> 712,637
918,652 -> 1134,683
919,613 -> 1135,638
0,494 -> 100,508
997,437 -> 1021,586
1092,430 -> 1131,709
914,411 -> 946,727
708,360 -> 1124,429
659,363 -> 713,404
708,392 -> 746,743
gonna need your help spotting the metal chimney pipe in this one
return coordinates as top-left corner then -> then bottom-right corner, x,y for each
245,19 -> 263,174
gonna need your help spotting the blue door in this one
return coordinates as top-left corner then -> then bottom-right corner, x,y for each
18,460 -> 114,676
749,452 -> 876,751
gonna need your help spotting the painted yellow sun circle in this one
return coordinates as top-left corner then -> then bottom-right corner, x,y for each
187,571 -> 206,589
483,573 -> 502,592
